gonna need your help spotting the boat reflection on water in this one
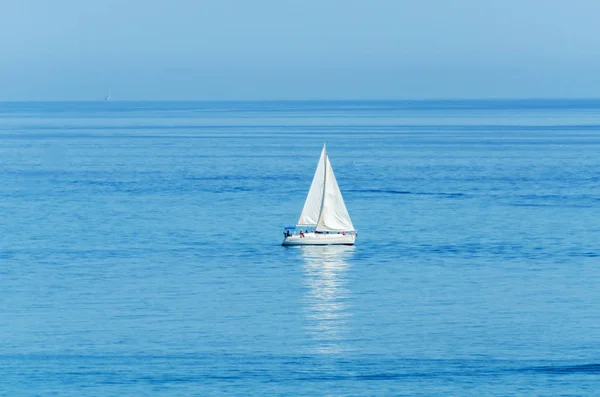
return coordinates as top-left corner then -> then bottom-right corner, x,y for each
299,245 -> 355,354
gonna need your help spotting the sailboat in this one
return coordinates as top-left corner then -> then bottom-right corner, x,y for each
105,89 -> 112,101
282,144 -> 357,246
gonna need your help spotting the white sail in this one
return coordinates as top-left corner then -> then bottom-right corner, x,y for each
316,151 -> 355,232
297,146 -> 326,227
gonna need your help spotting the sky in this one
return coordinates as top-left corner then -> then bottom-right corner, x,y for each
1,0 -> 599,100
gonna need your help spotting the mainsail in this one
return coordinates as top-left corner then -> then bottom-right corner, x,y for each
297,146 -> 326,226
297,145 -> 354,232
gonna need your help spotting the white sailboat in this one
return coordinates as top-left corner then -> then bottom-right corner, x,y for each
282,144 -> 357,246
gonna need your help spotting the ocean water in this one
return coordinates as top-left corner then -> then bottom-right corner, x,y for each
1,100 -> 600,396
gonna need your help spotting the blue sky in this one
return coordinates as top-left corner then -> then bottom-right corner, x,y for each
1,0 -> 599,100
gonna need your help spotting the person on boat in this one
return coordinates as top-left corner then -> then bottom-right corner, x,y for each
300,230 -> 305,238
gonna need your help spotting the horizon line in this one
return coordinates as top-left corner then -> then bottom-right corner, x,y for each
2,97 -> 600,103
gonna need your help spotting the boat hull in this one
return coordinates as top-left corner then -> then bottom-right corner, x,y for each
282,233 -> 356,246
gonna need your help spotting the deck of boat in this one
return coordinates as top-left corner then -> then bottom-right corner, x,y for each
282,232 -> 355,246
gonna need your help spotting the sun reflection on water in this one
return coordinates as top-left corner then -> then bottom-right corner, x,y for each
300,245 -> 355,354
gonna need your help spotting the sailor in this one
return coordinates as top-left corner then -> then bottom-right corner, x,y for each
300,230 -> 305,238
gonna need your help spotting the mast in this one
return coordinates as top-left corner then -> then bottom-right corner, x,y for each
316,143 -> 327,228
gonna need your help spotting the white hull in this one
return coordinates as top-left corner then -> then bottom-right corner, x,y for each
282,232 -> 356,246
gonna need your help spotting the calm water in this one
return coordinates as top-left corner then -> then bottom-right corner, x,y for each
2,100 -> 600,395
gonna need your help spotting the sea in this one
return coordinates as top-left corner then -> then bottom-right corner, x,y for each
1,100 -> 600,396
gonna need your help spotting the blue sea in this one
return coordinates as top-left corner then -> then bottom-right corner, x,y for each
2,100 -> 600,395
